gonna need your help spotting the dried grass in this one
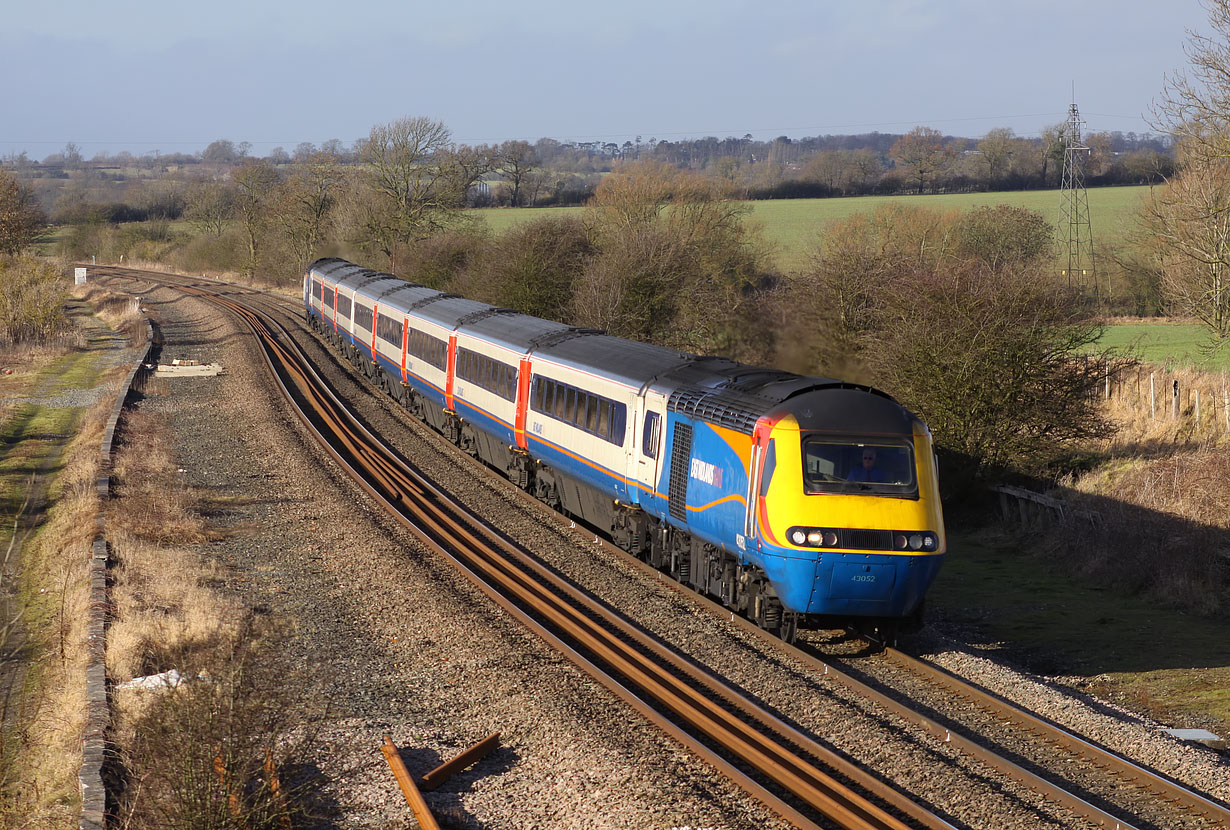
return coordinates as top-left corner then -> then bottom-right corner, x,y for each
103,408 -> 328,828
107,409 -> 235,679
1052,364 -> 1230,614
1099,364 -> 1230,451
108,411 -> 215,546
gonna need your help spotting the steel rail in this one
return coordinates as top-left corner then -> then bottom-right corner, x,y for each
118,272 -> 942,830
879,646 -> 1230,827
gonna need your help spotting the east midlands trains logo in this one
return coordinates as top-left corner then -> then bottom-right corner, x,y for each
689,458 -> 723,488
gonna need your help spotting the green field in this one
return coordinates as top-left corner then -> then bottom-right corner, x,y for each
471,185 -> 1153,271
1100,321 -> 1230,371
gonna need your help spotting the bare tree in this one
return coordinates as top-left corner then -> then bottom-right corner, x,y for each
271,153 -> 345,273
495,140 -> 538,206
232,160 -> 280,277
1145,148 -> 1230,348
355,116 -> 467,271
1148,0 -> 1230,350
184,178 -> 235,237
439,143 -> 495,205
976,128 -> 1016,181
1038,123 -> 1069,186
0,170 -> 46,255
889,127 -> 956,193
1154,0 -> 1230,166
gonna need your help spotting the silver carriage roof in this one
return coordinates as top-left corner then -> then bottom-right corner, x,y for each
307,259 -> 904,432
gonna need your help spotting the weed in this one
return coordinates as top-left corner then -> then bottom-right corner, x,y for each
114,616 -> 327,830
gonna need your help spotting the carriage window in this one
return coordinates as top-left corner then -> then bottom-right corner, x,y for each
376,313 -> 401,346
407,329 -> 447,370
455,347 -> 517,402
530,377 -> 627,446
642,412 -> 660,458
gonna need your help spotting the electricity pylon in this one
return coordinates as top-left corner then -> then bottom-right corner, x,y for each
1058,101 -> 1096,295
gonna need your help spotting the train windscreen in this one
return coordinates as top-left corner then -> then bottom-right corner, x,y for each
801,437 -> 917,497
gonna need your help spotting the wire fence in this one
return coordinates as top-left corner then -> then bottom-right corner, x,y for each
1102,365 -> 1230,440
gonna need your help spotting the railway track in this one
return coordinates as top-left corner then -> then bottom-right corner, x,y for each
94,266 -> 1230,830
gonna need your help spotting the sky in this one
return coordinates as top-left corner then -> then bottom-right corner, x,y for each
0,0 -> 1214,160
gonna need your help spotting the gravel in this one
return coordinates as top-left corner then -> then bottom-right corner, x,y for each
112,275 -> 1228,830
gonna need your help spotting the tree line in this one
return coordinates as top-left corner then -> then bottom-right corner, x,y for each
5,120 -> 1173,221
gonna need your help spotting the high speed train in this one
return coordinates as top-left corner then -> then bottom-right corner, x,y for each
304,257 -> 946,640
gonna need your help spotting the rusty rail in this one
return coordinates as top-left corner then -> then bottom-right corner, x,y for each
380,735 -> 441,830
880,647 -> 1230,828
419,732 -> 501,792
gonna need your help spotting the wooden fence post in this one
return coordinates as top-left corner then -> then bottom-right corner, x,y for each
1150,372 -> 1156,418
1172,379 -> 1179,420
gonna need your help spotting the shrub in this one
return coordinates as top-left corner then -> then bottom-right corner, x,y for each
116,618 -> 327,830
0,256 -> 71,344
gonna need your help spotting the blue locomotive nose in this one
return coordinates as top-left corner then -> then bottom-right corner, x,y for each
766,549 -> 945,617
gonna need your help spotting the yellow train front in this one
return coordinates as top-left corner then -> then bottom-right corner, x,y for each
748,386 -> 945,631
668,382 -> 945,637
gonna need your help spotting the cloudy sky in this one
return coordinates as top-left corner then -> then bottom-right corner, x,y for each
0,0 -> 1212,159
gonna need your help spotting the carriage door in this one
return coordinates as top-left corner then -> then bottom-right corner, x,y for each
632,392 -> 666,510
745,418 -> 773,545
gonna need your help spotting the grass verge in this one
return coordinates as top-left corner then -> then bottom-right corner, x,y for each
927,529 -> 1230,741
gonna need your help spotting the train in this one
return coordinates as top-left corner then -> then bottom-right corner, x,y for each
303,257 -> 946,641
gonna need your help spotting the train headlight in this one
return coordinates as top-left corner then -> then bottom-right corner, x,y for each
894,534 -> 908,550
908,533 -> 923,550
922,534 -> 937,551
788,527 -> 840,548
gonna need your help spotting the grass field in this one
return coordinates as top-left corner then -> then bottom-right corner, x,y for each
471,185 -> 1153,271
1100,321 -> 1230,371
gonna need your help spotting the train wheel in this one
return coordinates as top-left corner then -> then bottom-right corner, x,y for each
779,612 -> 800,644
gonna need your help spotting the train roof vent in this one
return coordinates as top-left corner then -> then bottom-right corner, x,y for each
405,293 -> 460,311
526,327 -> 603,351
456,307 -> 518,326
377,282 -> 424,297
667,387 -> 766,435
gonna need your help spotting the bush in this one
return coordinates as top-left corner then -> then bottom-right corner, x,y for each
0,256 -> 71,344
116,618 -> 327,829
398,226 -> 489,290
169,228 -> 249,275
459,217 -> 593,321
790,204 -> 1133,484
0,170 -> 46,255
